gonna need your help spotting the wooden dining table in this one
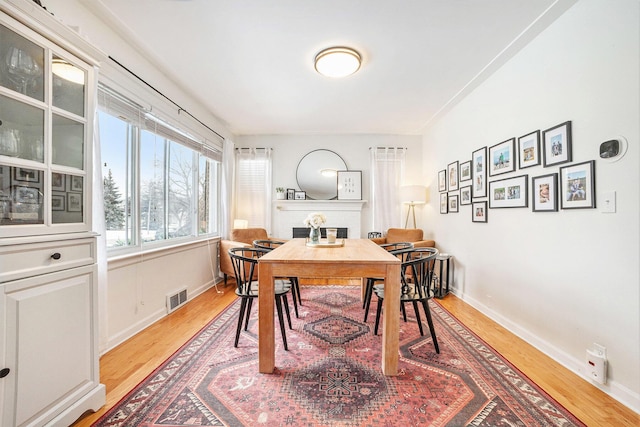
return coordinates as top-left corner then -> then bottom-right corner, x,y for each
257,238 -> 401,375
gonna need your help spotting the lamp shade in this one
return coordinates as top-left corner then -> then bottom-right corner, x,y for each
400,185 -> 427,204
233,219 -> 248,229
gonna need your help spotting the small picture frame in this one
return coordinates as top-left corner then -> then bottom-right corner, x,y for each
70,175 -> 83,192
439,193 -> 448,214
532,173 -> 558,212
438,170 -> 446,192
459,161 -> 472,182
337,170 -> 362,200
518,130 -> 541,169
460,185 -> 472,205
447,161 -> 459,191
489,138 -> 516,176
543,121 -> 572,167
286,188 -> 295,200
13,167 -> 40,183
67,192 -> 82,211
448,194 -> 459,213
51,194 -> 65,211
294,190 -> 306,200
489,174 -> 528,208
560,160 -> 595,209
472,146 -> 487,199
51,172 -> 65,191
472,201 -> 488,223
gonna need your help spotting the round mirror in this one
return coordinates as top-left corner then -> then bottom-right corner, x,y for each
296,149 -> 347,200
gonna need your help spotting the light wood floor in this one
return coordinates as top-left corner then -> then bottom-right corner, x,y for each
73,280 -> 638,427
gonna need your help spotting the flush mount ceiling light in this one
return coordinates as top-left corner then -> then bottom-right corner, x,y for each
52,58 -> 85,85
314,47 -> 361,78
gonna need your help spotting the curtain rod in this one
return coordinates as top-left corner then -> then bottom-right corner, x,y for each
108,55 -> 225,141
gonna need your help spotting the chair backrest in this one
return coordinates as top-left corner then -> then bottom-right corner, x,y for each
253,239 -> 285,250
380,242 -> 414,252
231,228 -> 269,245
400,247 -> 439,298
385,228 -> 424,244
228,247 -> 269,295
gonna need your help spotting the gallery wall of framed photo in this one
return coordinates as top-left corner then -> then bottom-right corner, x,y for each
437,120 -> 597,222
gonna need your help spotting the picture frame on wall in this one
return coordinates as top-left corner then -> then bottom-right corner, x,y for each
51,172 -> 65,191
460,185 -> 472,205
13,167 -> 40,183
543,121 -> 572,167
489,174 -> 528,208
337,170 -> 362,200
472,201 -> 487,223
439,193 -> 448,214
438,170 -> 446,192
67,192 -> 82,212
70,175 -> 83,192
447,161 -> 459,191
532,173 -> 558,212
488,138 -> 516,176
448,194 -> 459,213
459,160 -> 471,183
472,146 -> 487,199
51,194 -> 65,211
518,130 -> 541,169
560,160 -> 595,209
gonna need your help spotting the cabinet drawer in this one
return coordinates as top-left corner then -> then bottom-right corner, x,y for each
0,238 -> 96,283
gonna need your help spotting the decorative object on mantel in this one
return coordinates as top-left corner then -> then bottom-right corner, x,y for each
303,212 -> 326,244
275,187 -> 285,200
296,149 -> 347,200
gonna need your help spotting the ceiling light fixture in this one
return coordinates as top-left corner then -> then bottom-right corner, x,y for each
314,47 -> 361,78
52,58 -> 85,85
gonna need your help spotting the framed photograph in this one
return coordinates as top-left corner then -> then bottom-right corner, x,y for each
337,170 -> 362,200
459,161 -> 471,182
439,193 -> 448,214
518,130 -> 541,169
543,121 -> 572,167
13,186 -> 41,204
560,160 -> 595,209
286,188 -> 295,200
532,173 -> 558,212
447,161 -> 459,191
460,185 -> 472,205
472,201 -> 488,223
472,146 -> 487,199
438,170 -> 446,192
70,175 -> 83,192
51,172 -> 65,191
13,167 -> 40,183
489,174 -> 528,208
448,194 -> 459,213
294,190 -> 306,200
0,166 -> 9,200
489,138 -> 516,176
51,194 -> 65,211
67,192 -> 82,211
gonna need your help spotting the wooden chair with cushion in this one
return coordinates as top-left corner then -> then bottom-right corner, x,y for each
369,228 -> 435,248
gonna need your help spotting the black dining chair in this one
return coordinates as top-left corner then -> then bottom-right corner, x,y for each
253,239 -> 301,317
363,242 -> 414,322
228,247 -> 293,351
373,247 -> 440,353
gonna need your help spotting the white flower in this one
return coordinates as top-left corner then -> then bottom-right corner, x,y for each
303,212 -> 326,229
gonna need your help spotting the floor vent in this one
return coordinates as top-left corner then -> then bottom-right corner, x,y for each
166,288 -> 187,314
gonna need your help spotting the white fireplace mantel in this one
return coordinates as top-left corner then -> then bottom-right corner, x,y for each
272,200 -> 367,238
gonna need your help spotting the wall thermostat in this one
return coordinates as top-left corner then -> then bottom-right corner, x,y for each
599,136 -> 628,163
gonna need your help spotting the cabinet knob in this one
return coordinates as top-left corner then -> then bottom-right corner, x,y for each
51,252 -> 61,260
0,368 -> 9,378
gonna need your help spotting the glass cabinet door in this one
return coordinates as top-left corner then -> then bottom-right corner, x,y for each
0,23 -> 44,102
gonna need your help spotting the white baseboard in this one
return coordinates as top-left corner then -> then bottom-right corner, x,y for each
451,288 -> 640,414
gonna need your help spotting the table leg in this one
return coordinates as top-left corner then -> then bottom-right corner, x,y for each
258,263 -> 275,373
381,263 -> 400,375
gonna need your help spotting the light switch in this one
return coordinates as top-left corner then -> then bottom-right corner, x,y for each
601,191 -> 616,213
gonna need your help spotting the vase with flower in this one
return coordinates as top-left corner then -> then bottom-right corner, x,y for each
303,212 -> 326,244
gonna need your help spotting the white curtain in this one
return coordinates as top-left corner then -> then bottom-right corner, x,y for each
221,139 -> 235,239
234,148 -> 273,232
370,147 -> 406,234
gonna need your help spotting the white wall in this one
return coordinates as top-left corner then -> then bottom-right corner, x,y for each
422,0 -> 639,411
237,134 -> 424,237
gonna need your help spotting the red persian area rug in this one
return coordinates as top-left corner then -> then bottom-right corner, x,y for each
93,286 -> 585,427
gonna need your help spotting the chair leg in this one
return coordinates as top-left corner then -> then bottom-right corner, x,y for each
289,280 -> 299,318
401,302 -> 408,322
235,298 -> 247,347
413,301 -> 425,336
421,300 -> 440,354
363,279 -> 374,322
374,297 -> 383,336
244,298 -> 253,331
282,294 -> 293,329
294,277 -> 302,305
274,295 -> 289,351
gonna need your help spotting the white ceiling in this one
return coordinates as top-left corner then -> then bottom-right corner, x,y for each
83,0 -> 572,136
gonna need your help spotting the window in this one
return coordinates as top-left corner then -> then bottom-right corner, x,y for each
98,85 -> 222,251
234,148 -> 272,229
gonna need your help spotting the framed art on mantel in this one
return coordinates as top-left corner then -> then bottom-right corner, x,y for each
472,146 -> 487,199
337,170 -> 362,200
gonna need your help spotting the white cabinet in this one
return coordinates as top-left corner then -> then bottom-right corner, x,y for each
0,1 -> 105,425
